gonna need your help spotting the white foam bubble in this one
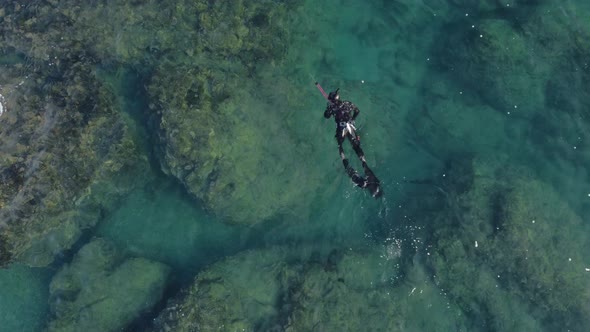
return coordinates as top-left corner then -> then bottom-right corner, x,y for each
0,94 -> 4,116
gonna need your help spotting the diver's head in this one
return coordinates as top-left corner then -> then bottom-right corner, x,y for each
328,88 -> 340,102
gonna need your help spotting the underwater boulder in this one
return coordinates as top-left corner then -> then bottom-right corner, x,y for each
151,246 -> 464,331
0,62 -> 148,268
48,238 -> 170,332
145,0 -> 333,226
426,156 -> 590,330
151,248 -> 293,331
284,251 -> 404,331
147,63 -> 328,225
439,17 -> 548,114
438,2 -> 588,117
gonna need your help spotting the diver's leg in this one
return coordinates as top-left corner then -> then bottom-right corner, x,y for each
343,158 -> 367,188
338,133 -> 367,188
347,133 -> 367,164
362,162 -> 382,197
336,131 -> 347,168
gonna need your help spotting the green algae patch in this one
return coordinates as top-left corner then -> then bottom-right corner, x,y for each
441,18 -> 548,114
149,64 -> 324,224
143,0 -> 331,225
284,252 -> 403,332
48,238 -> 170,332
426,157 -> 590,330
152,246 -> 468,331
438,4 -> 590,118
0,63 -> 149,267
152,248 -> 292,331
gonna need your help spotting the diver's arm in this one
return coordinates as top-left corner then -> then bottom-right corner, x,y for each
324,105 -> 333,119
351,105 -> 360,121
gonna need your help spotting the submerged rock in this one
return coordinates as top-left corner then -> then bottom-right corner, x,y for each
151,248 -> 293,331
146,0 -> 334,225
48,238 -> 170,332
151,246 -> 467,331
0,62 -> 148,267
440,17 -> 549,115
425,156 -> 590,330
148,63 -> 326,225
436,3 -> 589,117
0,1 -> 161,268
0,0 -> 326,227
284,252 -> 403,332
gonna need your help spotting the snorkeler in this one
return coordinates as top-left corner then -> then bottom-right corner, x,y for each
316,82 -> 382,198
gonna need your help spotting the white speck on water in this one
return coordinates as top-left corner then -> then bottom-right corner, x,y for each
361,80 -> 365,84
532,219 -> 535,223
475,241 -> 478,248
586,268 -> 590,272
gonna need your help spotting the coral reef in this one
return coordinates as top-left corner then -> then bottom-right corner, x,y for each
425,156 -> 590,330
48,238 -> 170,332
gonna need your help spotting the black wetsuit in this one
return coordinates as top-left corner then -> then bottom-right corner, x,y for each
324,100 -> 363,160
324,100 -> 382,197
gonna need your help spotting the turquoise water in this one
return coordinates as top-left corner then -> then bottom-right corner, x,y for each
1,0 -> 590,330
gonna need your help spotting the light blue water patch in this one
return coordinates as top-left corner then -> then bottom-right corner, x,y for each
0,264 -> 50,331
95,178 -> 246,272
328,34 -> 381,82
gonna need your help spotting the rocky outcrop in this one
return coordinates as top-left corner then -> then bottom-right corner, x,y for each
48,238 -> 170,332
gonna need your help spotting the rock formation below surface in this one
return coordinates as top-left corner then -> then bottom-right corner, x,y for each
48,238 -> 170,332
0,62 -> 148,267
424,156 -> 590,331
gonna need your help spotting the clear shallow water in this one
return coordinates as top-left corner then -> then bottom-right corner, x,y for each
1,0 -> 590,330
